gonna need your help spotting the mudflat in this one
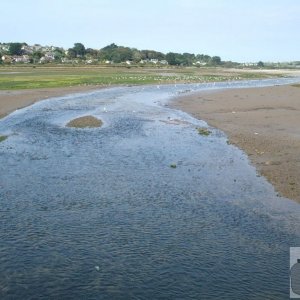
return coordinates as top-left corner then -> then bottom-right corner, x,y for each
173,84 -> 300,203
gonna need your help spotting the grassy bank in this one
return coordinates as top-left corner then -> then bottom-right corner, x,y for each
0,65 -> 286,90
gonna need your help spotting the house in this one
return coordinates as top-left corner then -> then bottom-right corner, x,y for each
1,55 -> 12,63
42,46 -> 53,52
242,62 -> 258,67
86,59 -> 97,64
61,58 -> 73,63
150,59 -> 158,64
21,45 -> 33,54
0,45 -> 9,52
45,52 -> 55,60
33,44 -> 42,51
39,52 -> 55,63
193,61 -> 207,66
159,60 -> 168,65
13,55 -> 30,63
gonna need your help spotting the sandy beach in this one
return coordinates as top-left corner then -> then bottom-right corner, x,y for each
173,84 -> 300,203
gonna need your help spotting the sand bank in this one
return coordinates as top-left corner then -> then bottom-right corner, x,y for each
66,115 -> 103,128
173,84 -> 300,203
0,86 -> 103,119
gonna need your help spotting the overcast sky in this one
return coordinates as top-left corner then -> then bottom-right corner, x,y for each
1,0 -> 299,62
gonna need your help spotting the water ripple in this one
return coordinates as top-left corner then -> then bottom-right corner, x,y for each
1,79 -> 300,299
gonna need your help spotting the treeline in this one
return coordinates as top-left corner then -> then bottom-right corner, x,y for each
67,43 -> 223,66
0,42 -> 224,66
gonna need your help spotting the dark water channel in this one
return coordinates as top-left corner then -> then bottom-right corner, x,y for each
1,79 -> 300,299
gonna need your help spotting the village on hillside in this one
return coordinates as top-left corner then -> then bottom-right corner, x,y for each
1,42 -> 299,69
0,42 -> 218,66
0,42 -> 273,68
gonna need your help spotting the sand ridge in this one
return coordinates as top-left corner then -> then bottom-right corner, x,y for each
66,115 -> 103,128
173,84 -> 300,202
0,86 -> 104,119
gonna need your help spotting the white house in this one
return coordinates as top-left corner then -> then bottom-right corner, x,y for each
13,55 -> 30,63
159,60 -> 168,65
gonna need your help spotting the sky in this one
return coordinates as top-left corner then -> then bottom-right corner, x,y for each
1,0 -> 299,62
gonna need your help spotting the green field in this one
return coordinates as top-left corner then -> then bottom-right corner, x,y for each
0,65 -> 286,90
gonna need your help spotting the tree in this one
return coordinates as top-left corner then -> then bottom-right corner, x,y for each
210,56 -> 221,65
32,51 -> 43,63
166,52 -> 190,66
99,44 -> 119,61
154,51 -> 166,60
257,61 -> 264,67
132,50 -> 142,63
9,43 -> 23,55
101,43 -> 118,51
141,50 -> 166,60
73,43 -> 86,57
85,48 -> 99,59
197,54 -> 211,63
53,48 -> 64,61
182,53 -> 195,66
116,47 -> 133,62
67,48 -> 77,59
166,52 -> 177,65
100,46 -> 133,63
111,51 -> 121,63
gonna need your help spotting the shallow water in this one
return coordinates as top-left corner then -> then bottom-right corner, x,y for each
1,78 -> 300,299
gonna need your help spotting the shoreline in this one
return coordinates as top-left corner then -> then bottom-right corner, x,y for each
172,84 -> 300,203
0,85 -> 105,119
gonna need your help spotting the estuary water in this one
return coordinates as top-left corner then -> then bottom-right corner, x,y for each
1,78 -> 300,299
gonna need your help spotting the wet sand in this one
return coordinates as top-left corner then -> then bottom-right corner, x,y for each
173,84 -> 300,203
0,86 -> 103,119
66,115 -> 103,128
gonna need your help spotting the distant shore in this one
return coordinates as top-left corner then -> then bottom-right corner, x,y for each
172,84 -> 300,203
